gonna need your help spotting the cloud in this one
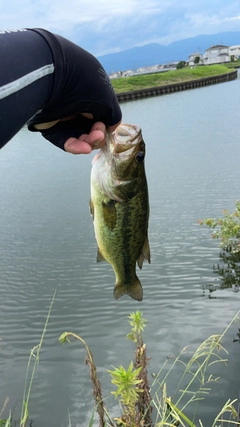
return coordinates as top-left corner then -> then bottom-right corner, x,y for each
0,0 -> 240,56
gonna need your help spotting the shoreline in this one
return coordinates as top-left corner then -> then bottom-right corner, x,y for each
116,69 -> 238,103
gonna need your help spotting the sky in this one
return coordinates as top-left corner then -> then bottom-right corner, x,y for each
0,0 -> 240,57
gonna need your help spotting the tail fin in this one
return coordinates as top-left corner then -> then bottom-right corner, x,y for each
113,278 -> 143,301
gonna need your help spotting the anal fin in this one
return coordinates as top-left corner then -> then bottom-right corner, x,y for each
137,236 -> 151,269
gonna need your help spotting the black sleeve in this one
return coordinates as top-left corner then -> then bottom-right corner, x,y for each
27,29 -> 122,150
0,28 -> 122,151
0,29 -> 54,149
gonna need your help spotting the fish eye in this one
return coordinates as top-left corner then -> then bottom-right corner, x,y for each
135,151 -> 145,163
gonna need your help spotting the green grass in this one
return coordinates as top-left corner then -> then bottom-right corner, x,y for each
225,59 -> 240,68
111,64 -> 235,93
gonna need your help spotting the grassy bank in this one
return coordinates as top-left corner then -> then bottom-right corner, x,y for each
111,64 -> 235,93
225,59 -> 240,68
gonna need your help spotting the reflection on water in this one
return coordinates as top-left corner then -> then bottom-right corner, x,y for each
1,74 -> 240,426
202,246 -> 240,296
213,249 -> 240,290
233,328 -> 240,343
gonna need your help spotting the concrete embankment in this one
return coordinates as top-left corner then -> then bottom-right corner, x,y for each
116,70 -> 238,103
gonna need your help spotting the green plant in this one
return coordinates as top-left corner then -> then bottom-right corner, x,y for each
194,56 -> 200,65
60,310 -> 240,427
127,311 -> 153,426
198,201 -> 240,252
60,310 -> 153,427
0,292 -> 56,427
151,330 -> 239,427
108,362 -> 143,426
176,61 -> 186,69
127,310 -> 147,343
20,291 -> 56,427
59,331 -> 107,427
2,306 -> 240,427
107,311 -> 153,426
0,398 -> 11,426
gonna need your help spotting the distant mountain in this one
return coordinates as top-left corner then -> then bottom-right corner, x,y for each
97,32 -> 240,73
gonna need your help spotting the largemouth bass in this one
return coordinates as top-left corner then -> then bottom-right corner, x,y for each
90,123 -> 150,301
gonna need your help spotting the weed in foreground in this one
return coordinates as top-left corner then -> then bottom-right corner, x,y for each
0,291 -> 56,427
60,309 -> 240,427
59,331 -> 106,427
1,303 -> 239,426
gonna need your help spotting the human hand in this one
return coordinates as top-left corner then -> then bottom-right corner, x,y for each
34,113 -> 121,154
27,31 -> 122,152
64,119 -> 121,154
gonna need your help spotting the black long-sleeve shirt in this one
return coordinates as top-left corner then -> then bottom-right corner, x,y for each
0,28 -> 122,150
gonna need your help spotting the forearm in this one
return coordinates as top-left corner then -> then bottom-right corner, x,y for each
0,28 -> 122,152
0,29 -> 54,149
27,29 -> 122,150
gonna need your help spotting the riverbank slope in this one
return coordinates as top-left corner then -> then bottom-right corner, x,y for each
111,64 -> 238,102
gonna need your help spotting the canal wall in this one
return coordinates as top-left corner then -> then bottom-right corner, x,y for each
116,70 -> 238,103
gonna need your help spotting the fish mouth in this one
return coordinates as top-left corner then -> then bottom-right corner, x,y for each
114,124 -> 141,143
92,123 -> 143,168
112,124 -> 142,153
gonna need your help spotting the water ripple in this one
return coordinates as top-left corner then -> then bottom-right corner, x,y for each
1,80 -> 240,425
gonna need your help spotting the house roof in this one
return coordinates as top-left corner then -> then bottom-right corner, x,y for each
205,44 -> 229,51
189,52 -> 201,56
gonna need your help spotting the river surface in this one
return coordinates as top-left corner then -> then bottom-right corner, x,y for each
0,74 -> 240,426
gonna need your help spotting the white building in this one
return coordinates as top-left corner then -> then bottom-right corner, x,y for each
229,45 -> 240,59
188,52 -> 202,66
202,45 -> 230,65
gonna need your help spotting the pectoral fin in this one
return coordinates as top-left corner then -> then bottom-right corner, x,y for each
102,199 -> 117,231
137,236 -> 151,269
115,179 -> 139,202
97,248 -> 106,262
90,199 -> 94,219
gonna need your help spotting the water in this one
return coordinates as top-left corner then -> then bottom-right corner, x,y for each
0,74 -> 240,426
